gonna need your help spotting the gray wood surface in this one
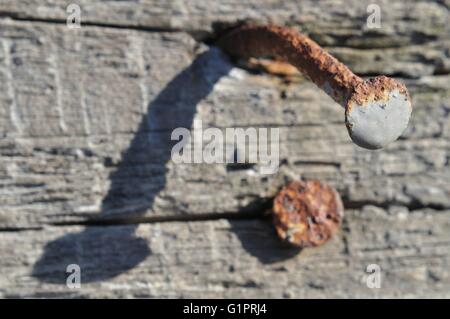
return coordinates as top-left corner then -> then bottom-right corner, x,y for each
0,0 -> 449,298
2,207 -> 450,298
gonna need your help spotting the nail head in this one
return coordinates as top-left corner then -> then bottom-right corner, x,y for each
273,180 -> 344,248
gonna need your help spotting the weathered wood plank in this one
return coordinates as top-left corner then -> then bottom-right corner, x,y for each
1,1 -> 449,78
0,19 -> 449,228
1,1 -> 448,39
1,206 -> 449,298
0,0 -> 448,300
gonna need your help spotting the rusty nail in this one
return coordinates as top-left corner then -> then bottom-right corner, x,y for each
218,24 -> 412,150
272,180 -> 344,248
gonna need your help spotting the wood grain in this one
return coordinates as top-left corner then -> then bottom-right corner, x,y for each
1,207 -> 450,298
0,0 -> 449,298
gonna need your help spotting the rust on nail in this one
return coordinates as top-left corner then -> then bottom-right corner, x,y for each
273,180 -> 344,248
218,24 -> 362,106
218,24 -> 413,150
248,58 -> 300,77
346,75 -> 411,112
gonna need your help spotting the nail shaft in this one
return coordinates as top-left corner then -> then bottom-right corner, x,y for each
219,24 -> 362,106
218,24 -> 412,150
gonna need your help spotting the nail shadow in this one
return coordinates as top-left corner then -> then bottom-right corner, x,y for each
32,46 -> 300,284
228,218 -> 301,264
32,48 -> 233,283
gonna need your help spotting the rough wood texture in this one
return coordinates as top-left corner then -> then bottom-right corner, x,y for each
0,0 -> 449,298
2,207 -> 450,298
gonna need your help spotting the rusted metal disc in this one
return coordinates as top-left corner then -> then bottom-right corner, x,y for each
273,180 -> 344,248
